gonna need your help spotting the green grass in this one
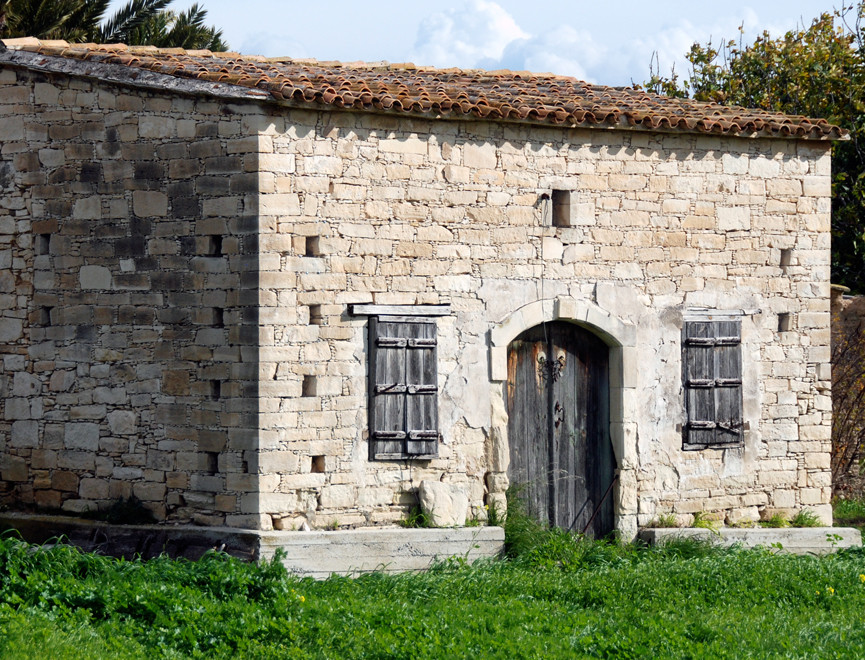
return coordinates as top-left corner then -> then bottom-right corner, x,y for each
2,502 -> 865,659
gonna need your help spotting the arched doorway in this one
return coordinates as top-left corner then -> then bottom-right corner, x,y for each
506,321 -> 615,537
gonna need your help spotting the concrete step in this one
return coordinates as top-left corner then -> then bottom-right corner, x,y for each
0,512 -> 505,577
639,526 -> 862,554
258,526 -> 505,578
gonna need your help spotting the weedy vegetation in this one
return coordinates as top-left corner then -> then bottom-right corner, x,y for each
648,512 -> 678,528
760,512 -> 790,529
790,509 -> 822,528
691,511 -> 720,531
1,496 -> 865,658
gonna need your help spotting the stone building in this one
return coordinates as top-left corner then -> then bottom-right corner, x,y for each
0,39 -> 842,539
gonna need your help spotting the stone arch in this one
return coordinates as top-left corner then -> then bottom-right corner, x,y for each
487,296 -> 638,538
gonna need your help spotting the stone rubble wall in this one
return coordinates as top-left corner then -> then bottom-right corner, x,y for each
0,63 -> 834,535
0,66 -> 267,528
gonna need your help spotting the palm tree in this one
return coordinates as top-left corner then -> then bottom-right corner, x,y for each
126,3 -> 227,51
0,0 -> 227,49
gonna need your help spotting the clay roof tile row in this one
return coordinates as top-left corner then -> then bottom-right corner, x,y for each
0,39 -> 846,140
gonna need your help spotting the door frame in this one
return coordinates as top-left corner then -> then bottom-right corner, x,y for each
488,297 -> 637,536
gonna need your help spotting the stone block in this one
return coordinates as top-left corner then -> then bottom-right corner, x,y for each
462,143 -> 496,169
133,482 -> 167,501
5,398 -> 31,420
79,265 -> 112,289
0,455 -> 28,481
226,513 -> 273,530
79,478 -> 109,499
717,206 -> 750,231
107,410 -> 136,435
245,492 -> 298,514
0,318 -> 23,342
12,372 -> 40,396
357,487 -> 394,507
34,490 -> 62,509
132,190 -> 168,217
11,420 -> 38,448
419,481 -> 468,527
379,138 -> 428,155
59,500 -> 98,514
259,451 -> 299,473
319,485 -> 357,509
64,422 -> 100,451
749,158 -> 781,178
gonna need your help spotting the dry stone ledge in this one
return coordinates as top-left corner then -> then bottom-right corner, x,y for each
639,527 -> 862,555
419,481 -> 469,527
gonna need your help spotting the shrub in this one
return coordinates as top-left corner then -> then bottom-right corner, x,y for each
832,308 -> 865,492
833,496 -> 865,525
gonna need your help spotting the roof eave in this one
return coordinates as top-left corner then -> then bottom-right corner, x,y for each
0,47 -> 848,142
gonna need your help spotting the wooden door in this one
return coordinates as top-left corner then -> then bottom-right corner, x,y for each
506,322 -> 614,537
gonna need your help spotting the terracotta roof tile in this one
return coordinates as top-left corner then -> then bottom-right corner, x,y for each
1,39 -> 846,140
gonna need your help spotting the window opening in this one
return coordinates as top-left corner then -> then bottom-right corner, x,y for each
205,451 -> 219,474
369,315 -> 439,460
302,375 -> 316,397
205,235 -> 222,256
551,189 -> 572,227
683,319 -> 743,449
305,237 -> 321,257
36,234 -> 51,255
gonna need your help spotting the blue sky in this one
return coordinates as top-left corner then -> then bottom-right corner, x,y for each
111,0 -> 849,86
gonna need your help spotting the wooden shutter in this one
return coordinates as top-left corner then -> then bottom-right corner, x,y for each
369,316 -> 438,459
683,320 -> 743,448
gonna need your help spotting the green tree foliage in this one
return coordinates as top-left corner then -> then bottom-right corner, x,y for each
0,0 -> 226,50
646,3 -> 865,291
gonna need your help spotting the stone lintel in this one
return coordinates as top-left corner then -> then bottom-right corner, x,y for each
349,304 -> 451,317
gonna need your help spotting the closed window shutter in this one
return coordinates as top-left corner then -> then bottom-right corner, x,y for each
683,320 -> 743,448
370,317 -> 438,459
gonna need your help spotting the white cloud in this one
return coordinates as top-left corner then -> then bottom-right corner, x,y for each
491,26 -> 605,82
409,2 -> 837,86
412,0 -> 529,68
240,33 -> 309,59
623,9 -> 813,87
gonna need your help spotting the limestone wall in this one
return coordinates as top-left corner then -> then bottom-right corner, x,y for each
258,110 -> 833,534
0,61 -> 834,534
0,65 -> 267,527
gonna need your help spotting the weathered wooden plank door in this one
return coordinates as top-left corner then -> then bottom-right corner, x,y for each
506,321 -> 614,537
